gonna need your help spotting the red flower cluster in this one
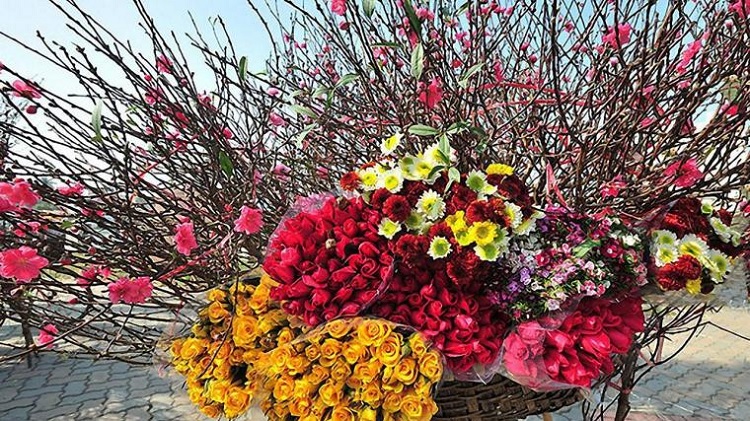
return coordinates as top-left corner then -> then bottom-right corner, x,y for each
503,296 -> 644,389
370,263 -> 506,374
263,196 -> 394,326
655,255 -> 702,291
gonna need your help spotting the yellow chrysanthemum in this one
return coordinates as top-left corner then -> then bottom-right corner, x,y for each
685,278 -> 702,295
486,163 -> 514,176
468,221 -> 498,246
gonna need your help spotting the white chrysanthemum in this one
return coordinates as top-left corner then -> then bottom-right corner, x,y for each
416,190 -> 446,221
654,245 -> 678,267
474,242 -> 500,261
651,230 -> 678,248
376,169 -> 404,193
428,236 -> 452,259
703,250 -> 730,282
620,234 -> 640,247
423,142 -> 455,166
505,202 -> 523,229
677,234 -> 709,259
377,218 -> 402,239
357,167 -> 379,191
399,155 -> 420,181
404,211 -> 425,232
709,217 -> 732,243
381,133 -> 402,155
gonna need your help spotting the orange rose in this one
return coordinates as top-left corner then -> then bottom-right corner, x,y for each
273,374 -> 295,402
288,396 -> 313,417
200,404 -> 221,418
223,386 -> 251,418
356,319 -> 391,347
206,301 -> 230,324
330,405 -> 356,421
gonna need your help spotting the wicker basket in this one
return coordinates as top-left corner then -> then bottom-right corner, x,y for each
433,374 -> 581,421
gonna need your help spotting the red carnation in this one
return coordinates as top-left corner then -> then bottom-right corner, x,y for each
340,171 -> 360,191
447,184 -> 478,214
656,272 -> 687,291
670,255 -> 702,280
403,181 -> 429,206
496,175 -> 532,207
370,188 -> 392,209
428,222 -> 454,239
466,200 -> 494,223
382,195 -> 411,222
446,250 -> 482,288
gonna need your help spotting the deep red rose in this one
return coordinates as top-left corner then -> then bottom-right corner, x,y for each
382,195 -> 411,222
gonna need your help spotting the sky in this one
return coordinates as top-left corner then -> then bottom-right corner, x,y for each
0,0 -> 278,94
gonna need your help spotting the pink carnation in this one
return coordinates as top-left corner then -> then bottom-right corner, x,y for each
37,324 -> 59,349
108,276 -> 153,304
174,220 -> 198,255
664,158 -> 703,188
0,246 -> 49,283
234,206 -> 264,235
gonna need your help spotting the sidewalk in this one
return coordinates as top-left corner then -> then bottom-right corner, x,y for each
1,306 -> 747,420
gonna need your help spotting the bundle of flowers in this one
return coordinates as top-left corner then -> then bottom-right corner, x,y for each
169,274 -> 305,418
255,317 -> 443,421
648,198 -> 743,294
502,296 -> 645,390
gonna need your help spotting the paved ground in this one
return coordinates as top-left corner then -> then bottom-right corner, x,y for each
1,297 -> 748,420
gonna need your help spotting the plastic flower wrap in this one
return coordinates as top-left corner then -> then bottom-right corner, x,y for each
647,198 -> 744,296
500,296 -> 645,391
263,195 -> 395,327
255,317 -> 443,421
168,274 -> 306,419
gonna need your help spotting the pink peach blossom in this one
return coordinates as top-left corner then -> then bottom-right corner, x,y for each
174,220 -> 198,255
664,158 -> 703,188
37,324 -> 58,349
234,206 -> 264,235
0,246 -> 49,283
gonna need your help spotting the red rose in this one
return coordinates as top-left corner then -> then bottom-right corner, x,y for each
579,332 -> 611,359
382,195 -> 411,222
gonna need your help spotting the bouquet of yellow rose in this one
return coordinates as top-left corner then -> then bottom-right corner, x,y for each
169,274 -> 305,418
255,317 -> 444,421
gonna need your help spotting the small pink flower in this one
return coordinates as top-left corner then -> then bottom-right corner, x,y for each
222,127 -> 234,139
174,220 -> 198,255
0,246 -> 49,283
0,180 -> 39,210
267,87 -> 281,97
58,182 -> 84,196
26,105 -> 38,114
269,112 -> 287,127
600,175 -> 627,199
418,78 -> 444,110
37,324 -> 59,349
730,0 -> 750,18
330,0 -> 346,16
676,39 -> 702,74
664,158 -> 703,188
234,206 -> 264,235
602,23 -> 632,49
272,163 -> 292,181
12,80 -> 41,99
108,277 -> 153,304
156,55 -> 173,74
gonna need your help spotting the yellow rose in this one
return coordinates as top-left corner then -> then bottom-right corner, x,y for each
361,380 -> 383,406
187,384 -> 205,405
330,405 -> 356,421
319,338 -> 343,367
273,374 -> 296,402
305,365 -> 330,385
359,407 -> 378,421
207,379 -> 231,403
382,392 -> 402,413
375,333 -> 402,367
234,295 -> 253,316
270,346 -> 294,372
223,386 -> 251,418
305,343 -> 321,361
209,341 -> 232,360
200,404 -> 221,418
179,337 -> 207,360
407,334 -> 429,358
330,358 -> 353,383
418,351 -> 444,382
190,323 -> 208,338
342,342 -> 367,365
276,327 -> 296,346
206,301 -> 230,324
207,288 -> 227,303
319,380 -> 344,407
399,395 -> 424,419
422,398 -> 439,418
287,355 -> 310,376
288,396 -> 313,417
212,360 -> 231,381
326,319 -> 352,339
394,358 -> 418,385
356,319 -> 391,347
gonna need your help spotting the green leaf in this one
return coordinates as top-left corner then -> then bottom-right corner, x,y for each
410,43 -> 424,80
290,104 -> 317,119
408,124 -> 439,136
335,73 -> 360,89
363,0 -> 377,17
403,0 -> 422,37
458,63 -> 484,88
60,220 -> 74,230
218,151 -> 234,178
573,239 -> 601,258
455,1 -> 471,16
295,124 -> 316,148
427,165 -> 445,179
446,167 -> 461,190
438,134 -> 451,158
239,56 -> 247,80
91,101 -> 103,142
312,86 -> 330,98
446,121 -> 470,134
720,75 -> 741,102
